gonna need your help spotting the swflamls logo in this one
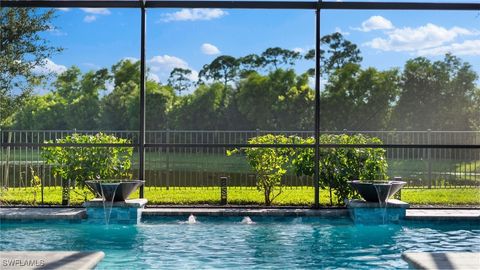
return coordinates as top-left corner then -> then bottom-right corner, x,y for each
2,259 -> 45,267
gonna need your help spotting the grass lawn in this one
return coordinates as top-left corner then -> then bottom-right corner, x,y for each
1,186 -> 478,206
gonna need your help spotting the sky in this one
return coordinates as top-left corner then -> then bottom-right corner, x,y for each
36,6 -> 480,93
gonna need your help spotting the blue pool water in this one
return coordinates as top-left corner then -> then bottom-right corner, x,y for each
1,217 -> 479,269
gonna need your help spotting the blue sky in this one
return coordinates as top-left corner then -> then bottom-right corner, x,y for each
38,7 -> 480,90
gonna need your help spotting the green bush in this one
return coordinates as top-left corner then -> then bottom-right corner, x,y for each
42,133 -> 133,203
228,133 -> 387,206
228,134 -> 295,206
293,134 -> 388,205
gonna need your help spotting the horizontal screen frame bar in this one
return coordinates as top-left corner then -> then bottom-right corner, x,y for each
2,1 -> 479,10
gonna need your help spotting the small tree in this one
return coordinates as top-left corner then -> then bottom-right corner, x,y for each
30,167 -> 42,205
42,133 -> 133,205
228,134 -> 294,206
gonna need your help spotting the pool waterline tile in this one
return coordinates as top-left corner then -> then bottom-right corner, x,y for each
1,207 -> 479,222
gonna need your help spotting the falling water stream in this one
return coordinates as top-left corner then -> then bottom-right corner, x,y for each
99,183 -> 120,225
373,183 -> 392,224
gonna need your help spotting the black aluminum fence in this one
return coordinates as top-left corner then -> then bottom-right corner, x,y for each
1,130 -> 479,191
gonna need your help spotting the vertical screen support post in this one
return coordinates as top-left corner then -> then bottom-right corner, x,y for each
139,1 -> 146,198
314,3 -> 321,208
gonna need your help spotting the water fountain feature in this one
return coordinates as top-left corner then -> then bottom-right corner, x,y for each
98,183 -> 120,225
373,183 -> 393,224
186,214 -> 197,224
347,179 -> 409,224
83,180 -> 147,224
241,216 -> 255,224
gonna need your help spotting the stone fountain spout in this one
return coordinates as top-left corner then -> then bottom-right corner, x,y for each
346,179 -> 409,224
348,180 -> 406,203
86,180 -> 144,202
83,180 -> 147,224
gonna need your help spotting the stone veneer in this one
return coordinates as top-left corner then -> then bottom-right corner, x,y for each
83,199 -> 147,224
346,199 -> 410,224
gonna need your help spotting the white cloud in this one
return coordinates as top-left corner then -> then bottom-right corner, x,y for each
122,57 -> 139,63
160,9 -> 227,22
148,73 -> 160,83
82,63 -> 100,70
104,80 -> 115,95
80,8 -> 110,23
147,55 -> 198,83
417,39 -> 480,56
83,15 -> 97,23
201,43 -> 221,55
47,25 -> 67,36
32,59 -> 67,75
56,8 -> 70,11
80,8 -> 111,15
293,47 -> 305,54
364,23 -> 477,52
148,55 -> 189,71
334,27 -> 350,36
355,16 -> 394,32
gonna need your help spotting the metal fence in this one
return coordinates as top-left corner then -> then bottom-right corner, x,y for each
1,130 -> 479,192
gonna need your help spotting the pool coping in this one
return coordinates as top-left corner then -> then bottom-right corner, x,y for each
402,252 -> 480,270
0,207 -> 86,220
405,209 -> 480,220
0,251 -> 104,270
1,207 -> 479,221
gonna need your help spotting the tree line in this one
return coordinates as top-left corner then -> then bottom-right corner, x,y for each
2,9 -> 479,131
12,38 -> 480,131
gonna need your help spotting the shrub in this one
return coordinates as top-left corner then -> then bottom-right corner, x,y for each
42,133 -> 133,203
228,134 -> 295,206
293,134 -> 388,205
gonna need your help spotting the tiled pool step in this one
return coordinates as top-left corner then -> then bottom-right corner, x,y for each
1,207 -> 479,220
0,251 -> 104,270
402,252 -> 480,270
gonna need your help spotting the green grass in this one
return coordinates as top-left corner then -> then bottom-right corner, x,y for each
401,188 -> 480,206
1,186 -> 478,206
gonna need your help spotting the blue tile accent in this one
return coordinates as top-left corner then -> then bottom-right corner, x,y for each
85,207 -> 144,224
349,207 -> 407,224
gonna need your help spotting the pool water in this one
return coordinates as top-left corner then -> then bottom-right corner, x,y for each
1,217 -> 479,269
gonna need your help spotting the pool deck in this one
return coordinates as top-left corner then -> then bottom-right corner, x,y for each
402,252 -> 480,270
1,207 -> 479,220
0,251 -> 104,270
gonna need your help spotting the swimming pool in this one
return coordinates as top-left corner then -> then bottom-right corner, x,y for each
1,217 -> 479,269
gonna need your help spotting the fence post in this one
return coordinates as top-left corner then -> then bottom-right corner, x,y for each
166,129 -> 170,190
41,172 -> 44,205
62,179 -> 70,205
220,176 -> 228,205
427,129 -> 432,188
394,176 -> 402,200
3,131 -> 12,188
